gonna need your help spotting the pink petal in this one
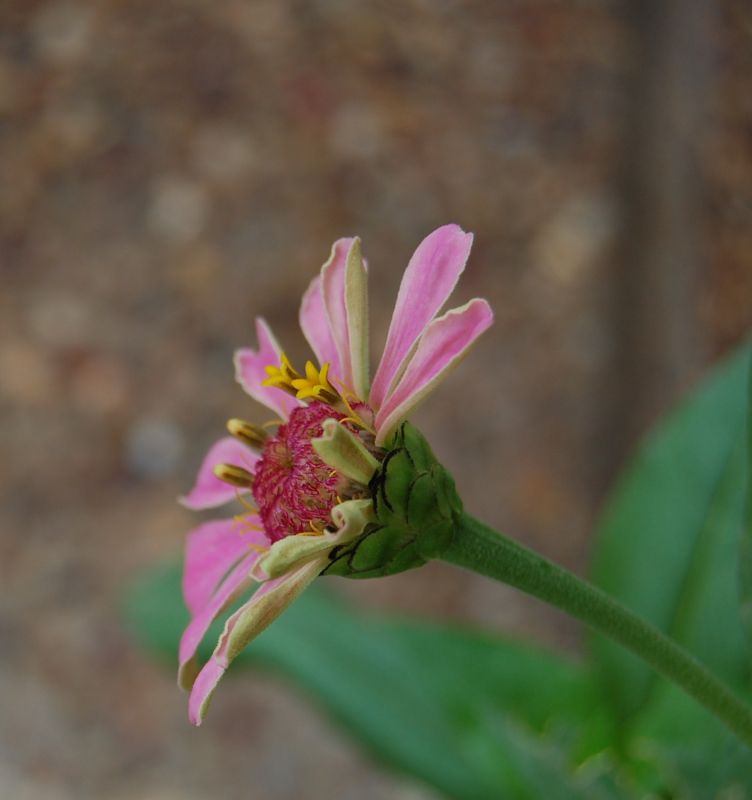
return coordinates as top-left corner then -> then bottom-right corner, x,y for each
370,225 -> 474,410
188,557 -> 326,724
188,655 -> 226,726
183,518 -> 268,616
321,238 -> 356,391
234,318 -> 302,419
178,551 -> 259,690
299,276 -> 343,381
179,437 -> 258,510
375,298 -> 493,445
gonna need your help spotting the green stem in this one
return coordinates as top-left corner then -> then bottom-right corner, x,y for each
442,512 -> 752,748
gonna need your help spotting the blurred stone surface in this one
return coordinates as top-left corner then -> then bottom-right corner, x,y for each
0,0 -> 750,797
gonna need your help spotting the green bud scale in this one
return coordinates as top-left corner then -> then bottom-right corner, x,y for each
324,422 -> 463,579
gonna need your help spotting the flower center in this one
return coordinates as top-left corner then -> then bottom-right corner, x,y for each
252,403 -> 363,543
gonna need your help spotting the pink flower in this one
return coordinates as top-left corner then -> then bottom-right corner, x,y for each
179,224 -> 493,724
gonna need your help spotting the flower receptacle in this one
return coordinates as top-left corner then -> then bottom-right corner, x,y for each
323,422 -> 462,579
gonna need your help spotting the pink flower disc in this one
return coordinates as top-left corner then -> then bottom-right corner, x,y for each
253,403 -> 361,542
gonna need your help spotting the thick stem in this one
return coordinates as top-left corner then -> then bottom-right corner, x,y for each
442,513 -> 752,748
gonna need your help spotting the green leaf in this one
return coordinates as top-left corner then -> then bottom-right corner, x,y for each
627,683 -> 752,797
590,341 -> 752,724
126,566 -> 611,800
740,354 -> 752,637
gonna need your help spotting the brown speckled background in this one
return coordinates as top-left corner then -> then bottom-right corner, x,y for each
1,2 -> 750,798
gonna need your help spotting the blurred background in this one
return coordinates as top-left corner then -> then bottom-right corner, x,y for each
1,1 -> 750,798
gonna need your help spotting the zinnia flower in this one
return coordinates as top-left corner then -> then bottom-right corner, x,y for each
179,224 -> 493,724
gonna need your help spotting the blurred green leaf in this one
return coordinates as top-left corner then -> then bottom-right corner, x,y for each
126,566 -> 612,799
590,342 -> 752,725
627,683 -> 752,797
740,354 -> 752,638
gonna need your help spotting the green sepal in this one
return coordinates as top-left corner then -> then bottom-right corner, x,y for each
324,422 -> 463,579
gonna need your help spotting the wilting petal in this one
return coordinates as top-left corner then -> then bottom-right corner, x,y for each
257,498 -> 374,579
178,551 -> 260,690
375,298 -> 493,445
370,225 -> 474,409
183,518 -> 268,616
312,419 -> 380,486
344,239 -> 369,400
321,237 -> 356,390
188,556 -> 327,724
179,437 -> 258,510
234,318 -> 302,419
187,656 -> 226,727
299,276 -> 342,380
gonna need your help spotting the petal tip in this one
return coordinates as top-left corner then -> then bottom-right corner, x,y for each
187,656 -> 229,725
432,222 -> 473,243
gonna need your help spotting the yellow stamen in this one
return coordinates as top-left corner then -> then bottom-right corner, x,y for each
233,514 -> 264,531
227,418 -> 268,449
235,491 -> 258,513
263,354 -> 342,406
304,360 -> 319,383
280,352 -> 301,379
231,511 -> 269,547
213,463 -> 254,488
338,415 -> 364,429
232,523 -> 269,552
261,351 -> 303,397
332,378 -> 376,434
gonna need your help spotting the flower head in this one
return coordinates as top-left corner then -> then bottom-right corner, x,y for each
179,224 -> 493,723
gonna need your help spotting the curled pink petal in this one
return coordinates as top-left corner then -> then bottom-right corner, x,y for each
321,238 -> 356,390
299,276 -> 343,381
178,551 -> 260,690
179,437 -> 258,510
188,557 -> 326,724
188,655 -> 226,726
183,518 -> 268,616
370,224 -> 474,409
375,298 -> 493,445
234,318 -> 302,419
